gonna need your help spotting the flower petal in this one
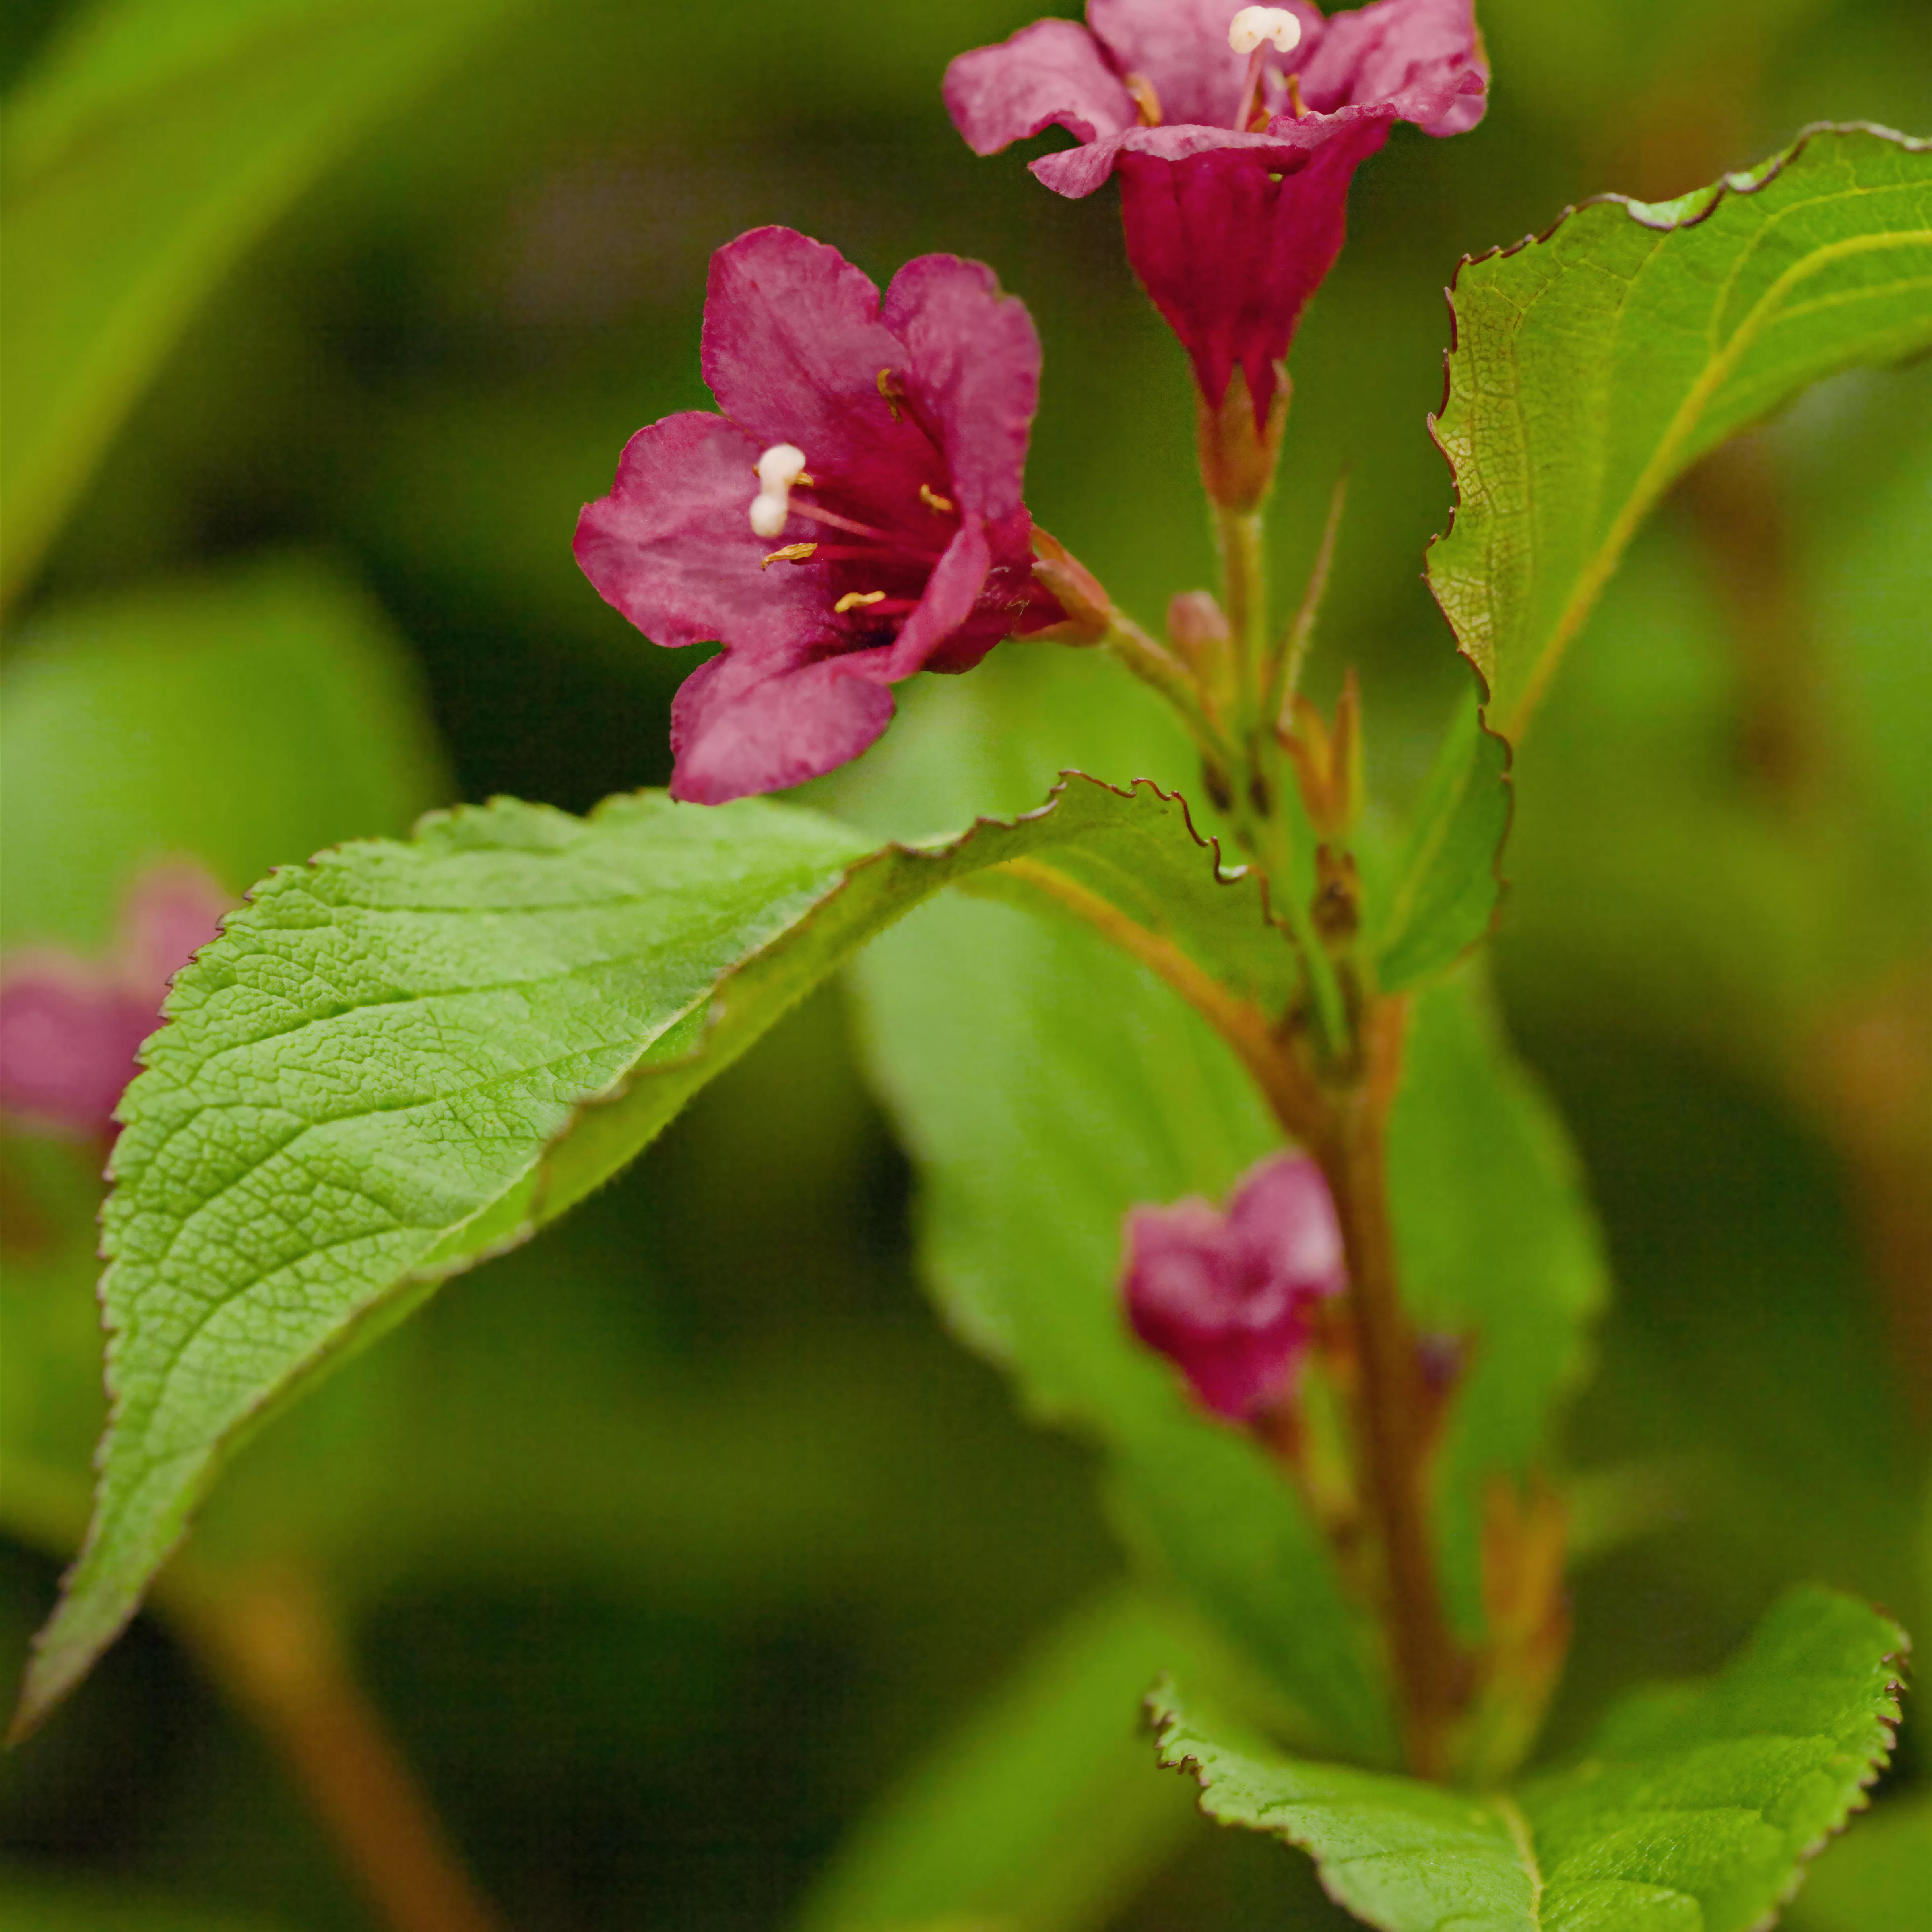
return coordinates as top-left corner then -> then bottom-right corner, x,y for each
1229,1154 -> 1346,1293
877,514 -> 994,681
1294,0 -> 1488,135
1116,113 -> 1391,416
667,648 -> 897,804
881,256 -> 1040,522
943,17 -> 1134,157
700,227 -> 918,485
574,411 -> 820,657
119,862 -> 231,1003
0,957 -> 153,1138
1089,0 -> 1325,132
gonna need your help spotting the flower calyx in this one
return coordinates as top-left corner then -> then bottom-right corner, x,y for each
1199,365 -> 1289,511
1027,527 -> 1112,643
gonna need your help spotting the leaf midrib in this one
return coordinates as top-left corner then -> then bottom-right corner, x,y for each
1503,217 -> 1932,737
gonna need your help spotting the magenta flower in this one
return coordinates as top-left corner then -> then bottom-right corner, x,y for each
575,226 -> 1066,804
1123,1152 -> 1347,1420
0,863 -> 232,1141
946,1 -> 1487,429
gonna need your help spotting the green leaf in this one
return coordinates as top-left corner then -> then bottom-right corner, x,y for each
0,0 -> 518,609
853,888 -> 1391,1764
1785,1794 -> 1932,1932
795,1584 -> 1201,1932
1428,124 -> 1932,743
14,774 -> 1286,1734
1152,1586 -> 1907,1932
0,554 -> 448,949
0,554 -> 445,1560
1367,690 -> 1512,994
0,1879 -> 289,1932
1387,970 -> 1607,1646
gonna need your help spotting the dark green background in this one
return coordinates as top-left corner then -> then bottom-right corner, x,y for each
2,0 -> 1927,1925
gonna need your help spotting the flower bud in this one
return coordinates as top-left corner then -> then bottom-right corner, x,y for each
1167,590 -> 1231,677
1123,1153 -> 1346,1420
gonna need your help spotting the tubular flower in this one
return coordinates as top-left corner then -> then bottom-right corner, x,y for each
945,0 -> 1488,429
575,227 -> 1065,804
0,863 -> 233,1140
1123,1152 -> 1347,1420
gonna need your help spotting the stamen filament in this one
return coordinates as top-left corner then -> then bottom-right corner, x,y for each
788,500 -> 943,557
1228,6 -> 1303,130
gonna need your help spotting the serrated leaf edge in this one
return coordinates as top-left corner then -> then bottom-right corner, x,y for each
13,771 -> 1267,1738
1423,120 -> 1932,743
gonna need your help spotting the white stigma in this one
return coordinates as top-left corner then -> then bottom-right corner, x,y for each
749,443 -> 807,538
1228,6 -> 1302,55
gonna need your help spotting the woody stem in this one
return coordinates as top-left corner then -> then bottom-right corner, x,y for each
1309,1046 -> 1462,1781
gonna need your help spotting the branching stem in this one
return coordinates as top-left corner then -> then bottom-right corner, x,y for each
169,1568 -> 508,1932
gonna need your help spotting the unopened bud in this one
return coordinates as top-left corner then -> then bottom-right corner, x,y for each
1167,591 -> 1230,674
1029,527 -> 1112,643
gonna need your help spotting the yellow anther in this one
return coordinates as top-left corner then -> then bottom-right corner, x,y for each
1125,71 -> 1163,127
760,543 -> 818,570
834,590 -> 888,613
877,367 -> 907,421
919,483 -> 956,514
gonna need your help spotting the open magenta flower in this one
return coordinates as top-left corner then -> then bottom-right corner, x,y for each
1123,1152 -> 1347,1419
575,226 -> 1066,804
946,1 -> 1487,431
0,863 -> 233,1141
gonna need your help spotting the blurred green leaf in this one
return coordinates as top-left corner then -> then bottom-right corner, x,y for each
0,1877 -> 289,1932
14,774 -> 1292,1734
0,551 -> 446,1565
1153,1587 -> 1907,1932
1367,691 -> 1511,994
0,0 -> 518,609
0,553 -> 447,949
797,1584 -> 1200,1932
1785,1794 -> 1932,1932
1428,124 -> 1932,743
853,887 -> 1389,1763
1387,970 -> 1607,1640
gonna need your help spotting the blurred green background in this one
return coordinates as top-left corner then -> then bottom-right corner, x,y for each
2,0 -> 1927,1926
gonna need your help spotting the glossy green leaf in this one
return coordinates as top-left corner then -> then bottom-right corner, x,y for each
1153,1586 -> 1907,1932
0,0 -> 518,609
14,774 -> 1287,1734
796,1584 -> 1200,1932
853,889 -> 1391,1763
1428,124 -> 1932,743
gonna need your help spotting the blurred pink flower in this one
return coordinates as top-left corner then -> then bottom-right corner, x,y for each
947,0 -> 1487,427
1123,1151 -> 1347,1419
0,863 -> 233,1141
575,226 -> 1064,803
